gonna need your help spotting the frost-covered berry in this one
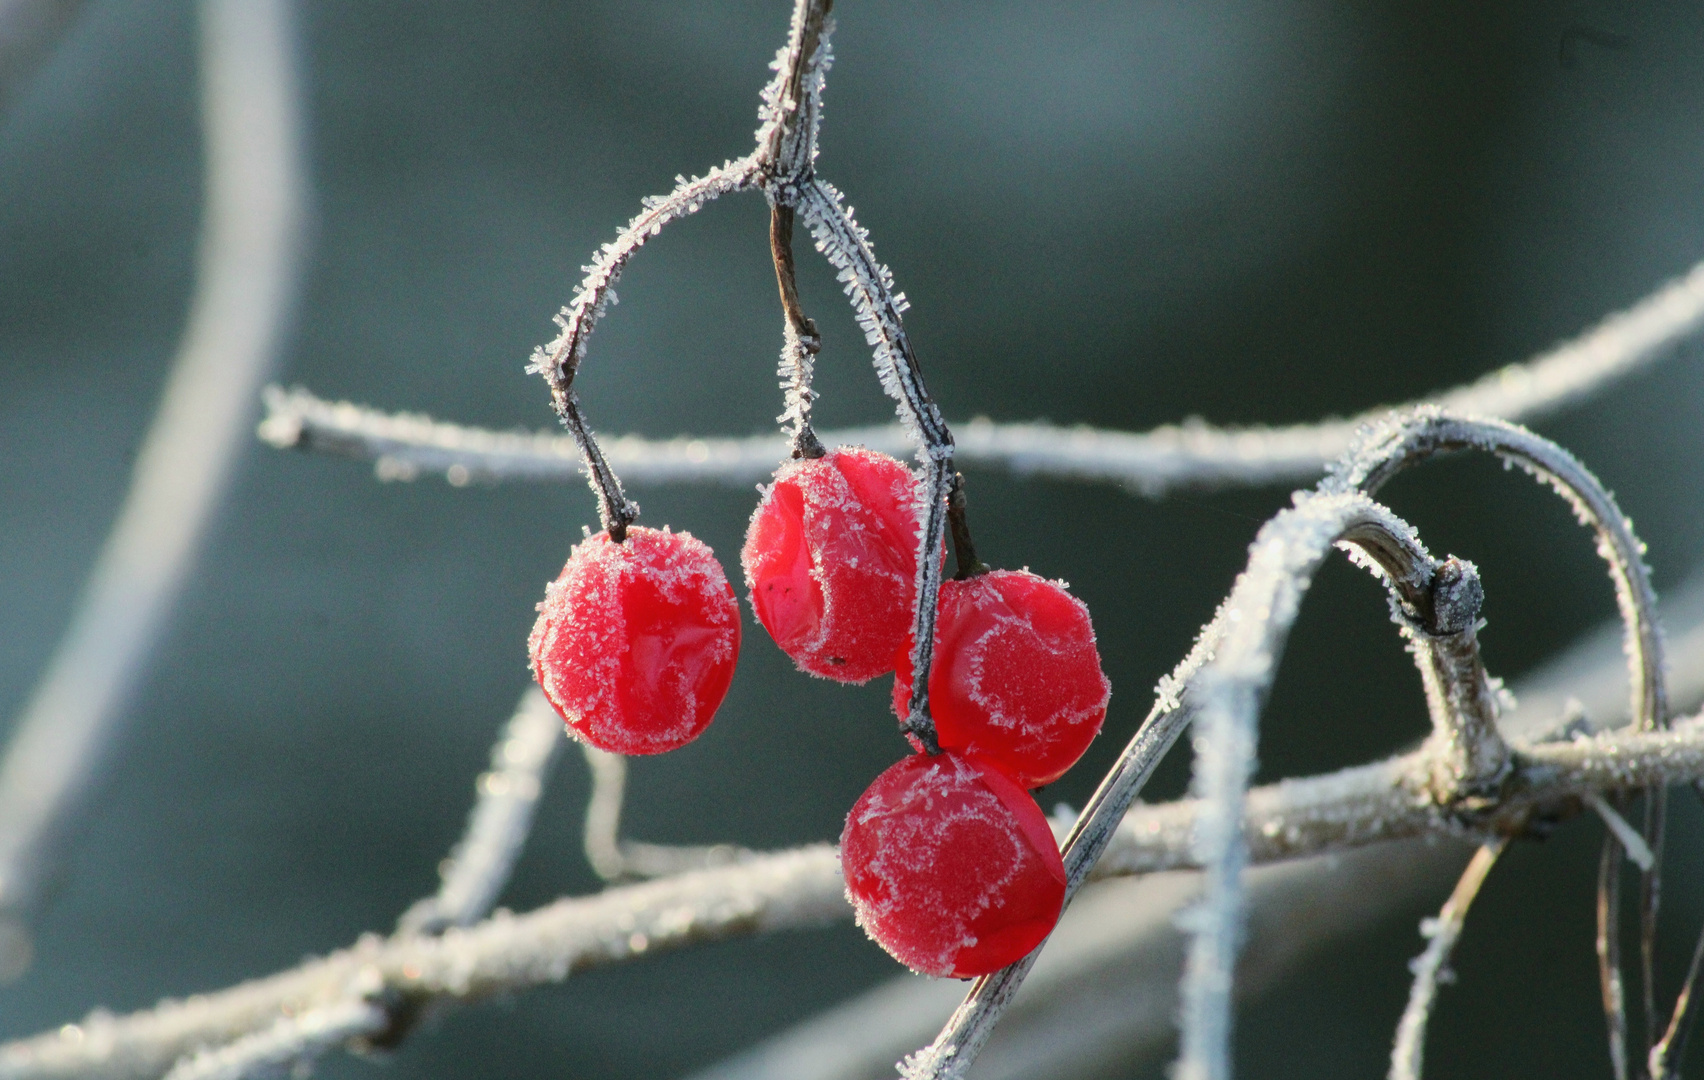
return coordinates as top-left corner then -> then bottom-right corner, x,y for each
893,570 -> 1110,788
840,751 -> 1066,977
529,526 -> 740,755
742,446 -> 924,683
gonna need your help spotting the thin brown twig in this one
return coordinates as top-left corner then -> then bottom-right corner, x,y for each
1650,787 -> 1704,1079
767,203 -> 825,459
1601,832 -> 1630,1080
946,472 -> 987,580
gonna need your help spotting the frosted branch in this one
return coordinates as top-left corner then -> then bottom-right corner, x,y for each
579,743 -> 758,882
260,257 -> 1704,493
397,690 -> 565,935
1328,406 -> 1667,1072
1328,409 -> 1664,737
0,0 -> 306,969
158,998 -> 386,1080
13,704 -> 1704,1080
795,177 -> 957,746
759,3 -> 832,452
1388,839 -> 1506,1080
0,847 -> 849,1080
754,0 -> 832,187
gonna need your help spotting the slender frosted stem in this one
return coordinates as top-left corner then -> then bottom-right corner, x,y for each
1389,840 -> 1507,1080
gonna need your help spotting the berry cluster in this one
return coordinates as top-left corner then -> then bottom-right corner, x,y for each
745,448 -> 1110,977
528,442 -> 1108,979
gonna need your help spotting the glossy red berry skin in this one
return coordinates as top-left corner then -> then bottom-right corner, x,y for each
529,526 -> 740,755
841,751 -> 1066,977
893,570 -> 1110,788
742,446 -> 923,683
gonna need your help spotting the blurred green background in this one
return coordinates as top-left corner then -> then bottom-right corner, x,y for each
3,0 -> 1704,1076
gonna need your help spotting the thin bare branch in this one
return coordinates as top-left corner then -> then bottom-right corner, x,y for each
260,257 -> 1704,493
1389,839 -> 1507,1080
0,0 -> 306,968
768,203 -> 825,458
397,690 -> 565,935
1651,806 -> 1704,1080
1601,834 -> 1631,1080
1586,793 -> 1656,872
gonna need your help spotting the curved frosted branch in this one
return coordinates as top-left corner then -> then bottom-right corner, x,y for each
1327,406 -> 1668,1074
1327,409 -> 1664,738
526,156 -> 759,535
0,0 -> 306,956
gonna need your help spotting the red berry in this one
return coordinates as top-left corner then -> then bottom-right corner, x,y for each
529,526 -> 740,755
840,751 -> 1066,977
741,446 -> 925,683
893,570 -> 1109,788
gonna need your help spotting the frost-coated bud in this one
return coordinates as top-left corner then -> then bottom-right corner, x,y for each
893,569 -> 1109,788
529,526 -> 740,755
742,446 -> 925,683
841,751 -> 1066,977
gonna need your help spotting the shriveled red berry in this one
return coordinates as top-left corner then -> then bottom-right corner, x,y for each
893,570 -> 1109,788
841,751 -> 1066,977
529,526 -> 739,755
741,446 -> 924,683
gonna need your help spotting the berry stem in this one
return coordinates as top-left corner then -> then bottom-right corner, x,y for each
769,203 -> 826,460
558,392 -> 638,543
947,472 -> 989,580
900,457 -> 955,755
